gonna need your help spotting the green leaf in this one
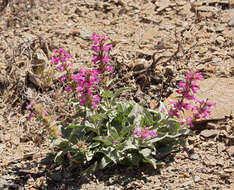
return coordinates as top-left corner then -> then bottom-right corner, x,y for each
143,156 -> 157,169
85,151 -> 94,162
112,87 -> 133,100
108,126 -> 120,140
140,148 -> 152,157
102,91 -> 114,99
88,142 -> 100,149
106,78 -> 118,87
54,151 -> 66,163
68,124 -> 83,129
81,162 -> 98,176
148,134 -> 168,144
98,147 -> 118,164
99,156 -> 113,169
122,137 -> 138,152
119,125 -> 131,138
125,152 -> 142,166
129,102 -> 144,127
93,136 -> 113,146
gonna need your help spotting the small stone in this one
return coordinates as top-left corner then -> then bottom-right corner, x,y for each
224,168 -> 234,173
230,183 -> 234,190
50,172 -> 62,182
216,158 -> 224,166
216,26 -> 225,32
228,17 -> 234,27
108,178 -> 114,184
205,155 -> 217,166
226,146 -> 234,157
194,175 -> 200,183
216,36 -> 225,45
200,130 -> 217,138
188,136 -> 197,144
79,30 -> 92,41
212,57 -> 222,64
207,26 -> 215,32
8,183 -> 20,189
206,122 -> 217,129
190,154 -> 199,160
217,143 -> 226,153
182,180 -> 193,187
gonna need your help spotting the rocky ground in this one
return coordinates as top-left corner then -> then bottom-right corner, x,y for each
0,0 -> 234,189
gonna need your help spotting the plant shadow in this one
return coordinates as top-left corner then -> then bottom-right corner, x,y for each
8,152 -> 176,190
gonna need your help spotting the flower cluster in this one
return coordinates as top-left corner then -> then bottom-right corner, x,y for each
25,101 -> 48,119
91,33 -> 113,73
192,99 -> 216,120
51,48 -> 72,72
51,33 -> 114,109
134,127 -> 157,140
168,71 -> 215,127
72,68 -> 100,108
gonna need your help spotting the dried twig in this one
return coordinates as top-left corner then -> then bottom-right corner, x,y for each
0,0 -> 8,13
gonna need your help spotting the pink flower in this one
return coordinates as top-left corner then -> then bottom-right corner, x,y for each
72,68 -> 100,108
26,102 -> 34,110
92,56 -> 99,64
40,110 -> 48,117
103,44 -> 112,53
57,65 -> 65,71
51,48 -> 72,72
106,65 -> 114,72
102,56 -> 111,63
43,110 -> 48,116
181,117 -> 193,128
60,76 -> 66,82
65,86 -> 71,92
182,103 -> 190,110
134,128 -> 157,140
28,113 -> 36,119
168,71 -> 215,128
134,129 -> 141,136
91,33 -> 112,68
92,95 -> 101,108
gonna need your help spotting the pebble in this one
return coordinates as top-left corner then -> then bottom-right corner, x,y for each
216,26 -> 225,32
200,130 -> 217,138
226,146 -> 234,157
79,30 -> 92,41
228,17 -> 234,27
190,154 -> 199,160
216,36 -> 225,45
182,180 -> 193,187
206,122 -> 217,129
50,172 -> 62,182
217,143 -> 226,153
194,176 -> 200,183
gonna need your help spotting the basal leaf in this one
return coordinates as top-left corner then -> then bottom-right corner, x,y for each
140,148 -> 152,157
102,91 -> 114,99
99,156 -> 113,169
112,87 -> 133,100
68,124 -> 83,129
81,162 -> 98,176
143,156 -> 157,169
98,147 -> 118,163
93,136 -> 113,146
122,137 -> 139,152
54,151 -> 65,163
108,126 -> 119,140
126,152 -> 142,166
148,134 -> 168,144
